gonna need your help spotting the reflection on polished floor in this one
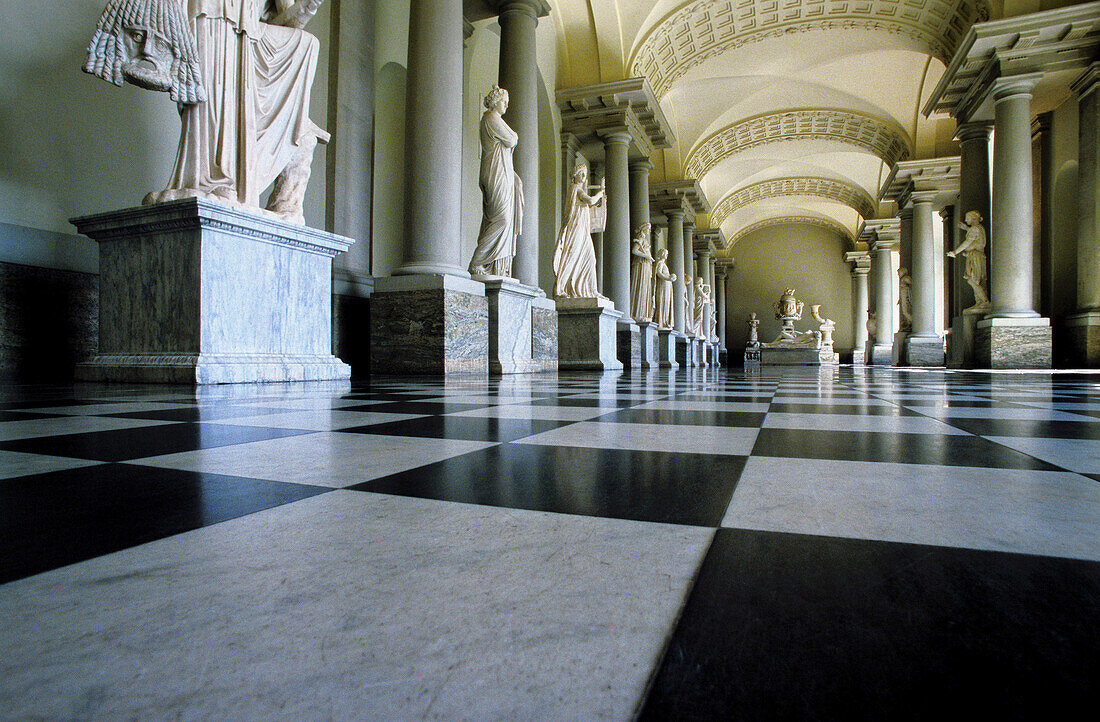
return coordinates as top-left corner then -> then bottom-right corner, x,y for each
2,367 -> 1099,719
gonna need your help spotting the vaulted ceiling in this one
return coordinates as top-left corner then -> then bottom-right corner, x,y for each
551,0 -> 1017,248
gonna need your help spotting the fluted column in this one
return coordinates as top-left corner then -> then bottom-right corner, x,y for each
497,0 -> 544,286
989,75 -> 1041,318
397,0 -> 465,276
666,210 -> 687,333
956,123 -> 993,311
629,160 -> 654,239
601,131 -> 632,314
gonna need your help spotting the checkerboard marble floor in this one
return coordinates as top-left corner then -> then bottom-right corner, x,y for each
2,367 -> 1099,719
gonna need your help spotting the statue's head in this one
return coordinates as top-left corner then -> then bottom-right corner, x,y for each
484,85 -> 509,113
635,222 -> 652,239
965,210 -> 983,225
572,162 -> 588,184
656,248 -> 668,260
695,276 -> 704,288
84,0 -> 206,105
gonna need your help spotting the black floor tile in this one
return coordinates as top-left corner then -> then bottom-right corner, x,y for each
926,417 -> 1100,440
357,401 -> 496,415
751,427 -> 1064,469
526,397 -> 640,408
0,423 -> 311,462
0,464 -> 328,584
603,409 -> 766,427
767,402 -> 917,416
352,443 -> 746,526
340,415 -> 572,442
98,406 -> 286,422
0,411 -> 65,423
639,528 -> 1100,721
0,399 -> 99,411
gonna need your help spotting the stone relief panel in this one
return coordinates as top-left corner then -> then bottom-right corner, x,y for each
711,177 -> 877,227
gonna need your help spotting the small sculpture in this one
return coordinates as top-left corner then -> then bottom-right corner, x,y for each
653,249 -> 677,330
553,163 -> 606,300
747,313 -> 760,346
763,289 -> 818,348
84,0 -> 330,224
948,210 -> 991,311
811,304 -> 836,349
629,223 -> 656,322
774,288 -> 804,323
898,267 -> 913,331
693,277 -> 707,339
682,276 -> 695,335
469,85 -> 523,279
867,310 -> 878,338
710,306 -> 718,342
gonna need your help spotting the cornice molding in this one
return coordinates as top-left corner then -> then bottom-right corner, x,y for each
711,177 -> 877,227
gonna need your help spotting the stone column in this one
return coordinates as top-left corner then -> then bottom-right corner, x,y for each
716,269 -> 728,349
497,0 -> 544,287
1069,64 -> 1100,365
977,74 -> 1051,368
955,122 -> 993,311
869,240 -> 895,364
708,256 -> 718,341
629,160 -> 654,238
561,133 -> 580,220
601,131 -> 632,315
850,261 -> 870,363
397,0 -> 465,277
666,210 -> 687,333
684,223 -> 696,328
590,160 -> 605,291
905,192 -> 945,365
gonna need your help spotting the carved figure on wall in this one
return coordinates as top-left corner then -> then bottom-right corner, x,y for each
553,163 -> 606,299
811,304 -> 836,349
898,267 -> 913,331
653,248 -> 677,330
629,223 -> 656,322
85,0 -> 330,224
693,277 -> 707,338
469,85 -> 524,279
948,210 -> 991,311
747,313 -> 760,346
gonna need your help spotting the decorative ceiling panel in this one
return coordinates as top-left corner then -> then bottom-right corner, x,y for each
711,176 -> 877,226
729,215 -> 855,246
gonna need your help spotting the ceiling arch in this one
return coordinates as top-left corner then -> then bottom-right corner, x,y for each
729,216 -> 855,247
711,176 -> 877,227
684,109 -> 912,180
630,0 -> 992,98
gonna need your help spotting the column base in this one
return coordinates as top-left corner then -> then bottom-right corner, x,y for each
483,278 -> 558,375
708,343 -> 720,366
851,348 -> 866,365
692,337 -> 706,367
947,309 -> 983,368
867,343 -> 894,366
892,331 -> 909,366
1065,310 -> 1100,367
975,317 -> 1052,369
674,333 -> 691,367
616,321 -> 643,369
658,329 -> 680,368
557,297 -> 625,371
904,335 -> 945,367
370,274 -> 489,375
638,321 -> 661,369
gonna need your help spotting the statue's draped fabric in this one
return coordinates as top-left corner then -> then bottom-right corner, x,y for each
169,0 -> 321,206
553,181 -> 601,298
469,109 -> 523,275
654,257 -> 675,329
693,284 -> 706,337
630,238 -> 654,322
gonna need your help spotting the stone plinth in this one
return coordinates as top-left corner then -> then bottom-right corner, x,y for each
658,329 -> 680,368
370,274 -> 489,375
851,348 -> 866,365
483,278 -> 557,375
675,334 -> 690,367
72,199 -> 352,384
760,347 -> 823,365
617,321 -> 642,368
975,317 -> 1052,369
1066,310 -> 1100,366
708,343 -> 720,366
744,346 -> 761,365
557,297 -> 625,371
867,343 -> 894,366
638,322 -> 660,369
905,335 -> 945,367
893,331 -> 909,366
948,310 -> 982,368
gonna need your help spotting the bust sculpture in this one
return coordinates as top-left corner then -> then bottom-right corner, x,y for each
653,249 -> 677,330
85,0 -> 330,224
629,223 -> 656,322
898,267 -> 913,331
468,85 -> 523,279
948,210 -> 991,311
553,163 -> 606,300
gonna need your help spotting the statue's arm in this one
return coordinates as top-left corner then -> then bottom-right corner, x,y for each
270,0 -> 324,29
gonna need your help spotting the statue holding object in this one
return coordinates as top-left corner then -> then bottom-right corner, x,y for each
948,210 -> 991,311
629,223 -> 656,322
553,163 -> 606,300
653,249 -> 677,330
469,85 -> 524,279
84,0 -> 330,224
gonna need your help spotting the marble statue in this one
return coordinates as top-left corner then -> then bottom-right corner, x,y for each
948,210 -> 991,310
867,310 -> 878,339
85,0 -> 330,224
763,288 -> 819,348
693,277 -> 707,338
898,267 -> 913,331
653,249 -> 677,330
710,306 -> 718,342
629,223 -> 656,322
747,313 -> 760,346
682,277 -> 694,335
811,304 -> 836,349
469,85 -> 523,279
553,163 -> 606,300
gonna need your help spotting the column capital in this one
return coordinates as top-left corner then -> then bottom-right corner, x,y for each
1031,111 -> 1053,137
939,205 -> 955,221
909,190 -> 938,206
665,208 -> 685,223
598,128 -> 633,146
1071,61 -> 1100,100
488,0 -> 551,19
990,73 -> 1043,103
954,121 -> 993,144
560,132 -> 580,153
845,250 -> 871,273
629,158 -> 654,174
898,206 -> 914,220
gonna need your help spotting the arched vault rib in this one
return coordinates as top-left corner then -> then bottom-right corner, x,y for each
684,110 -> 912,181
631,0 -> 992,98
710,177 -> 877,227
730,216 -> 855,248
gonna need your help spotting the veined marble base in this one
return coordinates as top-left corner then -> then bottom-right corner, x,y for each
71,199 -> 352,385
893,331 -> 909,366
1065,310 -> 1100,367
617,321 -> 643,369
708,343 -> 720,366
483,279 -> 557,375
851,347 -> 866,365
370,275 -> 489,375
948,310 -> 982,368
905,335 -> 945,367
674,334 -> 690,367
637,322 -> 660,369
658,329 -> 680,368
760,347 -> 822,366
976,317 -> 1052,369
557,298 -> 625,371
693,338 -> 706,367
867,343 -> 894,366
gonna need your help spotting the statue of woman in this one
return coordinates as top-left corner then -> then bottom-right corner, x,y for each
629,223 -> 656,322
653,248 -> 676,329
693,276 -> 707,338
553,163 -> 606,300
468,85 -> 524,278
682,276 -> 694,335
947,210 -> 991,310
898,267 -> 913,331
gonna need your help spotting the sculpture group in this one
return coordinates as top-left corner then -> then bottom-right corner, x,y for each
753,288 -> 838,363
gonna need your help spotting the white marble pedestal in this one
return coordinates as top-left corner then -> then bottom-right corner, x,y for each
483,278 -> 558,374
892,331 -> 909,366
761,347 -> 823,365
905,335 -> 945,366
691,338 -> 705,366
1066,310 -> 1100,366
866,342 -> 894,366
557,298 -> 625,371
72,199 -> 353,384
658,329 -> 680,368
637,322 -> 660,369
851,348 -> 866,364
975,317 -> 1052,369
370,274 -> 489,375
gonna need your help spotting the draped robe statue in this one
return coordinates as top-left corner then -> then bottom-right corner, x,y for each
693,277 -> 707,338
898,267 -> 913,331
85,0 -> 329,224
682,277 -> 694,335
653,249 -> 676,330
629,223 -> 656,322
468,86 -> 523,278
553,164 -> 606,300
948,210 -> 991,310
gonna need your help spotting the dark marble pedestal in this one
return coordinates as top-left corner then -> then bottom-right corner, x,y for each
975,317 -> 1052,369
557,298 -> 625,371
